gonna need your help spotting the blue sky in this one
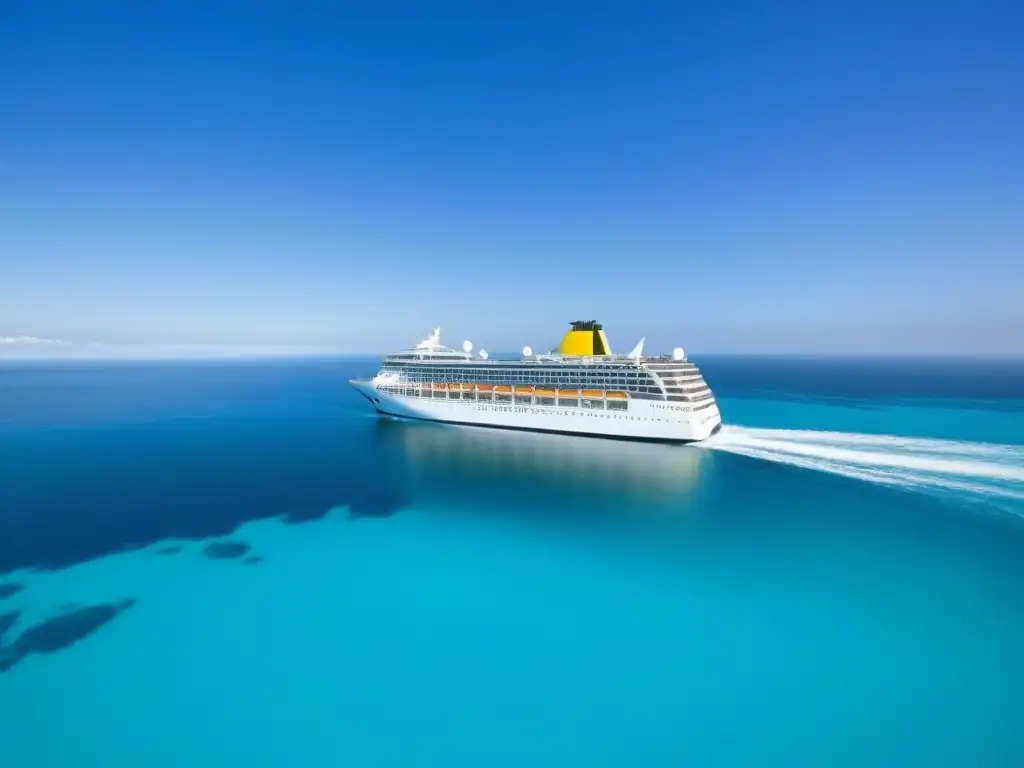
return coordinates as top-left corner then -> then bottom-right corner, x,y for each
1,1 -> 1021,357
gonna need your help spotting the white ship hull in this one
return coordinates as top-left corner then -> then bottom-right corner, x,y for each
350,380 -> 722,443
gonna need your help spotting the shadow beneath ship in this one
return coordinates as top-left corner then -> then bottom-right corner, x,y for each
367,417 -> 714,527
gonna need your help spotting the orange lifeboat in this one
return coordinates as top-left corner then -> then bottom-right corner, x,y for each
581,389 -> 603,399
556,389 -> 580,399
606,391 -> 627,400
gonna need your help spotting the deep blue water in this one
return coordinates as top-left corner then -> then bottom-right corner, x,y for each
1,356 -> 1023,766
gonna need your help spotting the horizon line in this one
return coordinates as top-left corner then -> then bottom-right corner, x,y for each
2,349 -> 1023,363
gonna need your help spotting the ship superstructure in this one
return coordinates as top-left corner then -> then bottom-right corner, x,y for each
349,321 -> 722,442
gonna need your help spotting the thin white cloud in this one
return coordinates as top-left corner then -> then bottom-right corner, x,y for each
0,338 -> 349,359
0,335 -> 71,346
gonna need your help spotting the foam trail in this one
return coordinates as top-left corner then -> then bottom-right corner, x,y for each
700,425 -> 1024,508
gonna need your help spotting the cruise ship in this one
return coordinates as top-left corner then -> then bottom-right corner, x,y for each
350,321 -> 723,443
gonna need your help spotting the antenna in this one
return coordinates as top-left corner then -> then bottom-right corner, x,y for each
479,349 -> 489,360
522,345 -> 533,357
462,340 -> 473,353
672,347 -> 685,360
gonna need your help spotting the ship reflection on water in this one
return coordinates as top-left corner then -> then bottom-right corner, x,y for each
369,418 -> 714,522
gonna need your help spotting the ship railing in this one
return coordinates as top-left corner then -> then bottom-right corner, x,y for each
532,353 -> 646,366
383,353 -> 688,367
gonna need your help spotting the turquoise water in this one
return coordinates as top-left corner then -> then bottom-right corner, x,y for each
1,357 -> 1023,766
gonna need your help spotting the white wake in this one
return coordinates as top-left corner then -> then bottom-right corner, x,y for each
700,425 -> 1024,506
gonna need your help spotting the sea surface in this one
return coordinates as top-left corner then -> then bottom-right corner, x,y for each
1,356 -> 1023,767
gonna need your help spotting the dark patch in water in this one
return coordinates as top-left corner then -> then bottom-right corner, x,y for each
0,609 -> 21,642
155,544 -> 184,556
347,502 -> 399,520
0,359 -> 409,574
242,555 -> 263,565
0,582 -> 25,600
202,540 -> 251,559
285,504 -> 368,524
281,510 -> 328,525
0,598 -> 136,673
58,602 -> 81,612
347,491 -> 404,520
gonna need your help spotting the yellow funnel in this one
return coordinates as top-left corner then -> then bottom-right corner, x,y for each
557,320 -> 611,356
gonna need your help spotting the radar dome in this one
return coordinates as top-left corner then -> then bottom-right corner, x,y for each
672,347 -> 685,360
479,349 -> 489,360
522,345 -> 533,357
462,340 -> 473,353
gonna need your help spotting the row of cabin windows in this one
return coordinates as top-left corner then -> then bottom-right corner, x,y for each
387,354 -> 469,361
663,385 -> 710,396
666,393 -> 714,404
647,368 -> 696,376
383,385 -> 629,410
384,363 -> 654,377
384,363 -> 650,373
658,372 -> 704,382
380,367 -> 660,388
384,377 -> 663,396
665,384 -> 711,394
